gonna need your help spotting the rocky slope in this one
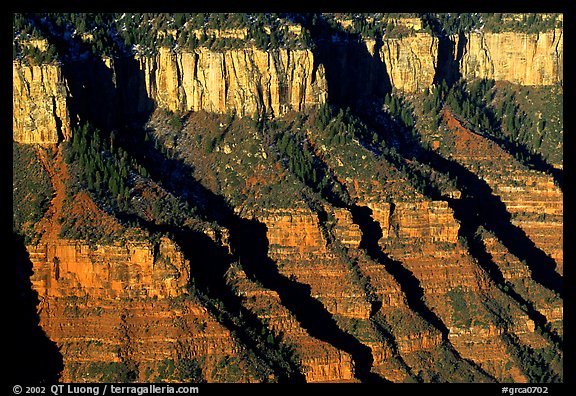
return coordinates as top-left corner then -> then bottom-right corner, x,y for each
431,110 -> 563,339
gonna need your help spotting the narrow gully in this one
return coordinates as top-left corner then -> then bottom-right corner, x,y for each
349,204 -> 450,339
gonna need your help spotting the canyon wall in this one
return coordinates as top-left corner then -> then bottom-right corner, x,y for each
25,228 -> 362,382
376,28 -> 562,93
12,46 -> 327,144
12,17 -> 563,383
379,33 -> 439,93
456,29 -> 563,86
139,47 -> 328,118
13,61 -> 71,144
27,236 -> 279,382
28,237 -> 189,300
12,27 -> 563,144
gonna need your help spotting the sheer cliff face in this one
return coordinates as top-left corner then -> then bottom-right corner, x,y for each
28,236 -> 276,383
12,46 -> 327,144
375,29 -> 562,94
13,62 -> 71,144
12,28 -> 564,144
139,47 -> 327,118
456,29 -> 563,86
137,30 -> 564,107
276,29 -> 562,110
379,33 -> 439,93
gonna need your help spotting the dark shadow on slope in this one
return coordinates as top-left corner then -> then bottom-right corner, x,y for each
301,15 -> 392,109
10,233 -> 63,383
336,102 -> 563,350
433,33 -> 464,88
62,59 -> 121,131
117,215 -> 305,383
61,55 -> 156,135
423,150 -> 564,299
382,153 -> 563,347
452,111 -> 563,191
419,14 -> 463,87
114,126 -> 386,383
349,205 -> 450,340
229,218 -> 388,383
347,103 -> 563,300
167,227 -> 306,383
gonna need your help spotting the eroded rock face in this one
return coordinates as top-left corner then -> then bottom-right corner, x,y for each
28,237 -> 189,299
27,236 -> 266,383
379,33 -> 439,93
12,27 -> 564,145
361,28 -> 562,95
360,200 -> 459,243
226,265 -> 356,383
13,61 -> 71,144
13,46 -> 328,144
261,208 -> 372,320
456,29 -> 563,86
372,28 -> 562,95
139,47 -> 328,118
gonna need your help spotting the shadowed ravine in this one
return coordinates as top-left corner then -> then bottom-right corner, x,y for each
349,204 -> 450,339
115,126 -> 386,382
348,103 -> 563,301
169,228 -> 307,383
425,149 -> 564,299
229,218 -> 388,383
11,233 -> 63,383
346,204 -> 496,381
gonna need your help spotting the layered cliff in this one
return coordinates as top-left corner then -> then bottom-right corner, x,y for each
13,61 -> 71,144
28,237 -> 189,300
226,263 -> 356,383
27,233 -> 265,382
139,46 -> 327,118
337,25 -> 563,98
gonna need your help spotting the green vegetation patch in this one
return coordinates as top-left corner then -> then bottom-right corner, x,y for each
385,308 -> 436,336
419,13 -> 561,35
502,334 -> 562,383
447,286 -> 472,328
13,13 -> 313,62
491,83 -> 562,167
421,78 -> 562,172
149,358 -> 205,382
13,143 -> 54,243
70,361 -> 138,383
481,13 -> 562,34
